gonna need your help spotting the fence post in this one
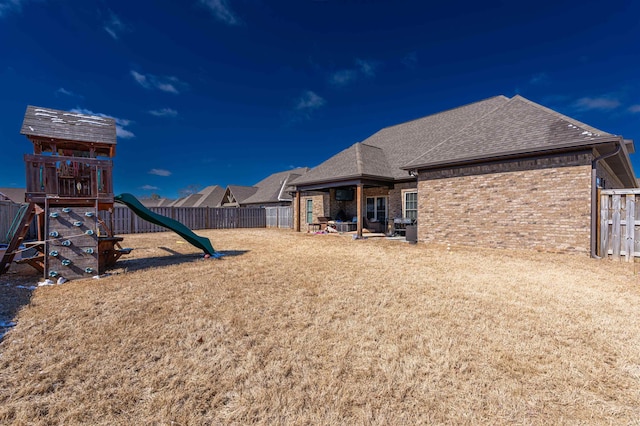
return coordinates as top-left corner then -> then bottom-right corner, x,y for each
611,194 -> 621,260
626,194 -> 635,261
600,194 -> 609,257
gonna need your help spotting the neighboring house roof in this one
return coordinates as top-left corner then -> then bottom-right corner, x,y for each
167,185 -> 225,208
174,193 -> 203,207
242,167 -> 310,205
293,95 -> 635,188
20,105 -> 117,156
221,185 -> 258,206
192,185 -> 225,207
139,197 -> 175,208
0,188 -> 26,203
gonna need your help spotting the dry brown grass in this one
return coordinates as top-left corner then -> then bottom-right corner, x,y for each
1,229 -> 640,425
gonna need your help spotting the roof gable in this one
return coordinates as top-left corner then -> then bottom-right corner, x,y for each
192,185 -> 225,207
222,185 -> 258,205
242,167 -> 310,205
291,143 -> 362,185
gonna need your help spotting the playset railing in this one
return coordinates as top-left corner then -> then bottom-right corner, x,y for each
24,154 -> 113,201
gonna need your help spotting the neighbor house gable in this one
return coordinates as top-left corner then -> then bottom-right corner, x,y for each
192,185 -> 225,207
242,167 -> 310,205
221,185 -> 258,207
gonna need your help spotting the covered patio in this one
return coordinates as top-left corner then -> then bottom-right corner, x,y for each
292,177 -> 396,238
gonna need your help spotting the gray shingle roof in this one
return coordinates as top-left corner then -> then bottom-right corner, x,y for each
0,188 -> 26,203
226,185 -> 258,204
293,95 -> 509,185
173,193 -> 202,207
139,197 -> 176,207
405,95 -> 613,169
242,167 -> 309,205
21,105 -> 117,145
293,95 -> 625,188
192,185 -> 225,207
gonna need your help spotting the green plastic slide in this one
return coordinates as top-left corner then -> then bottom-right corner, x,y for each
114,193 -> 220,257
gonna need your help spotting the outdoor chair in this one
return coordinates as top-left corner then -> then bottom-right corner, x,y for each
363,216 -> 385,233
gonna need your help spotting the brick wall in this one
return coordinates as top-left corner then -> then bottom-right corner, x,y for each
417,152 -> 593,253
294,191 -> 329,231
388,182 -> 417,220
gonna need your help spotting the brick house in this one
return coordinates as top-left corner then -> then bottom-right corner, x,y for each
290,95 -> 636,254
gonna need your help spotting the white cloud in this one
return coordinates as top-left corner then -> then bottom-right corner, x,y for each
116,127 -> 135,139
296,91 -> 326,111
131,70 -> 148,88
149,108 -> 178,117
149,168 -> 172,177
104,11 -> 127,40
287,91 -> 326,124
130,70 -> 187,94
329,58 -> 378,87
0,0 -> 29,18
55,87 -> 83,98
574,96 -> 621,111
356,59 -> 376,77
330,70 -> 357,87
628,105 -> 640,113
200,0 -> 240,25
71,107 -> 135,139
141,185 -> 159,191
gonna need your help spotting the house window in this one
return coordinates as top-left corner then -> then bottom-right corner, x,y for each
403,190 -> 417,220
366,197 -> 387,223
306,199 -> 313,224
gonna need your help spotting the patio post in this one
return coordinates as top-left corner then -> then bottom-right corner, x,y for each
356,183 -> 363,237
294,191 -> 301,232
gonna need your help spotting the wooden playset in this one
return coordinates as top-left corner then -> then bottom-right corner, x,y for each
0,106 -> 130,280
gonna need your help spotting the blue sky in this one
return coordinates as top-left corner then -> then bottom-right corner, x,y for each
1,0 -> 639,199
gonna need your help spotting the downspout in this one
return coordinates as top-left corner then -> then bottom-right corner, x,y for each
591,141 -> 621,258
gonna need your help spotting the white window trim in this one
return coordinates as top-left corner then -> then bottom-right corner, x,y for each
401,189 -> 418,219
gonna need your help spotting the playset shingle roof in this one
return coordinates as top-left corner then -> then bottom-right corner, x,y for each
21,105 -> 117,146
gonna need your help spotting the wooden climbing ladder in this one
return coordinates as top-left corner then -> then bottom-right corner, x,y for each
0,203 -> 40,275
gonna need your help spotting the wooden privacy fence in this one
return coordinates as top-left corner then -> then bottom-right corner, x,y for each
0,201 -> 37,243
265,206 -> 293,229
100,206 -> 267,235
599,189 -> 640,261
